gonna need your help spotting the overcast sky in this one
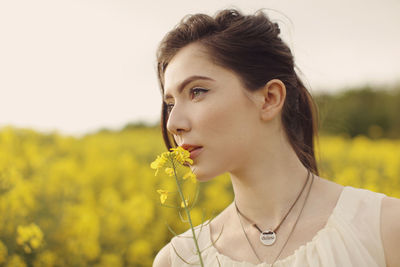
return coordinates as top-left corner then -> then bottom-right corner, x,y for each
1,0 -> 399,137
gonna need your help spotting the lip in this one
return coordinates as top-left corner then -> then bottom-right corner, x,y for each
189,147 -> 203,160
180,144 -> 203,160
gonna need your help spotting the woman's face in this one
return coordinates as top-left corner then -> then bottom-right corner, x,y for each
163,43 -> 264,181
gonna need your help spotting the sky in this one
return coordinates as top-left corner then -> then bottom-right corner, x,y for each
0,0 -> 399,137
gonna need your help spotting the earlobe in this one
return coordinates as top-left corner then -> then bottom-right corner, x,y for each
260,79 -> 286,121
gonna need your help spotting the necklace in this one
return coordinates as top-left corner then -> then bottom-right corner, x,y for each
235,169 -> 310,246
235,171 -> 314,265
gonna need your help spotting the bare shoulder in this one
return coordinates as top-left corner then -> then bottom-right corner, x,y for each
153,242 -> 172,267
381,195 -> 400,267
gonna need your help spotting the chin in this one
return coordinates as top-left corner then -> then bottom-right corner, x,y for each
191,167 -> 220,183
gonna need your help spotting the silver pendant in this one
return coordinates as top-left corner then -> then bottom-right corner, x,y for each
260,230 -> 276,245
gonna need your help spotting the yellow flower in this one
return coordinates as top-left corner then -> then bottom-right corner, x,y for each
170,147 -> 193,165
181,199 -> 188,208
24,246 -> 32,254
150,153 -> 168,176
156,189 -> 169,204
30,238 -> 41,249
165,168 -> 174,177
183,171 -> 197,183
16,223 -> 43,254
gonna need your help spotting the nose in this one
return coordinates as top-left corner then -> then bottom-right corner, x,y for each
166,102 -> 191,138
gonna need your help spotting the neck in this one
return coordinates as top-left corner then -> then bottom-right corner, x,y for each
229,135 -> 310,230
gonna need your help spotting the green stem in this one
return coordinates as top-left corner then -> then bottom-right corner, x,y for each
170,155 -> 204,267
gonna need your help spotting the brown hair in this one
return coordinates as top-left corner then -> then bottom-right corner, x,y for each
156,9 -> 319,175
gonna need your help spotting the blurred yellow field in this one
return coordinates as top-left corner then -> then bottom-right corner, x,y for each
0,126 -> 399,266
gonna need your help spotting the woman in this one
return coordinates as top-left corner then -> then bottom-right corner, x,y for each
153,9 -> 400,267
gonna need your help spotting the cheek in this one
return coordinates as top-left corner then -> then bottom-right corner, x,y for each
197,97 -> 256,165
204,97 -> 255,141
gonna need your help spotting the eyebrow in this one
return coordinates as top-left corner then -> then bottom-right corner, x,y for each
163,75 -> 214,102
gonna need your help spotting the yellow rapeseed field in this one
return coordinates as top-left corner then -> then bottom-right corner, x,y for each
0,126 -> 399,266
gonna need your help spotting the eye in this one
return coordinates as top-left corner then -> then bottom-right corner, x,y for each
166,103 -> 174,113
190,87 -> 209,99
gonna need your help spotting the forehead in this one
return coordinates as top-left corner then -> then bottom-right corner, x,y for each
163,43 -> 220,93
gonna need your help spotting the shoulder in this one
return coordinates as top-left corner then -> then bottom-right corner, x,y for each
381,195 -> 400,267
153,242 -> 172,267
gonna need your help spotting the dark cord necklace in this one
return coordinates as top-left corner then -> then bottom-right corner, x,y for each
235,171 -> 315,265
234,169 -> 310,246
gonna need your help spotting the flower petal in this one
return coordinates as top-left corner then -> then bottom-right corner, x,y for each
165,168 -> 174,176
183,172 -> 197,183
157,189 -> 169,204
181,199 -> 188,208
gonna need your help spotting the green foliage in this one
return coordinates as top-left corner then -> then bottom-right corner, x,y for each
314,85 -> 400,138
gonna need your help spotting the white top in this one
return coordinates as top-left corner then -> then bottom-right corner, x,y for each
169,186 -> 387,266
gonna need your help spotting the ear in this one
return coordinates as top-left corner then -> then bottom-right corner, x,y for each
259,79 -> 286,121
